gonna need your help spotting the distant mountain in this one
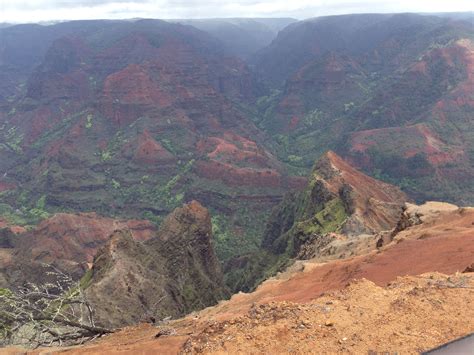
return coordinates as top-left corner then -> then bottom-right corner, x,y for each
252,13 -> 474,205
0,13 -> 473,290
429,11 -> 474,21
0,19 -> 302,265
1,13 -> 474,349
169,18 -> 296,59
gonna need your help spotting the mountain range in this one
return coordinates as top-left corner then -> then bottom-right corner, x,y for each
0,12 -> 473,352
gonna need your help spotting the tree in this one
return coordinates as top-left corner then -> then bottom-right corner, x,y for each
0,264 -> 113,348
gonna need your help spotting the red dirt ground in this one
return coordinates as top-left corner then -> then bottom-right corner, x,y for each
8,204 -> 472,355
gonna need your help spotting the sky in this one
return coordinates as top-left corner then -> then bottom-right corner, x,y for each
0,0 -> 473,23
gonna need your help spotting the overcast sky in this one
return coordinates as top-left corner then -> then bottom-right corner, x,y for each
0,0 -> 473,23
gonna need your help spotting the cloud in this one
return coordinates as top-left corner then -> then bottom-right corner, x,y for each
0,0 -> 472,23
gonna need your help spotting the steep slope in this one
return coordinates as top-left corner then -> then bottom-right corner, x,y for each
84,201 -> 228,329
0,201 -> 228,340
347,38 -> 474,203
254,13 -> 472,87
171,18 -> 296,59
20,201 -> 474,354
0,213 -> 156,288
226,151 -> 407,291
253,13 -> 474,205
0,19 -> 302,263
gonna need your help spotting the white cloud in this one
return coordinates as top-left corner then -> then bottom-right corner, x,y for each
0,0 -> 472,23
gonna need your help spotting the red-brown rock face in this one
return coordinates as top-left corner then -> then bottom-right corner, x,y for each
131,130 -> 175,165
84,201 -> 228,328
315,151 -> 408,233
21,212 -> 156,263
0,19 -> 300,262
1,213 -> 156,286
262,151 -> 408,262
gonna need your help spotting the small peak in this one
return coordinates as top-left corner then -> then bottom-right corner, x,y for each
313,151 -> 347,180
170,200 -> 209,222
156,200 -> 211,243
318,150 -> 352,169
100,229 -> 135,254
183,200 -> 207,214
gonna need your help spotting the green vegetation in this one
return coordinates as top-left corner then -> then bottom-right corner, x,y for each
344,102 -> 355,112
302,108 -> 324,128
0,126 -> 24,154
287,154 -> 303,165
368,148 -> 432,179
153,159 -> 194,209
111,179 -> 121,189
225,167 -> 350,292
100,150 -> 112,161
224,251 -> 290,293
160,138 -> 176,155
31,110 -> 89,150
79,269 -> 93,289
211,212 -> 261,262
0,288 -> 13,339
295,197 -> 347,236
99,130 -> 128,162
85,114 -> 93,129
0,193 -> 50,227
254,89 -> 282,127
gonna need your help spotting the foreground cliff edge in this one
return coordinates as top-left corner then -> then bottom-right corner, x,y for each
1,152 -> 473,354
5,203 -> 473,354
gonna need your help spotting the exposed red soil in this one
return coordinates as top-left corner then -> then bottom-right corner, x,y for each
132,130 -> 175,165
101,63 -> 174,126
0,249 -> 14,269
431,40 -> 474,124
410,59 -> 428,75
288,115 -> 300,130
0,182 -> 15,192
194,160 -> 282,188
187,273 -> 474,354
275,94 -> 304,132
350,123 -> 465,166
21,107 -> 55,145
193,132 -> 305,189
322,151 -> 407,232
0,220 -> 25,234
196,134 -> 270,167
13,205 -> 473,355
207,207 -> 473,318
18,212 -> 156,265
348,39 -> 474,174
104,63 -> 174,104
275,53 -> 364,132
27,37 -> 93,103
324,151 -> 406,202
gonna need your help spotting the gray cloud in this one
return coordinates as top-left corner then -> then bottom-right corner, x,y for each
0,0 -> 472,23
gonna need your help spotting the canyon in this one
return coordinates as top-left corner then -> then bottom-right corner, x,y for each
0,11 -> 473,353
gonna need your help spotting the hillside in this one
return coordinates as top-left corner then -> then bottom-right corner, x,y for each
10,200 -> 473,354
252,13 -> 474,205
170,18 -> 296,59
1,13 -> 473,265
225,151 -> 407,292
0,201 -> 230,347
0,19 -> 303,263
1,12 -> 473,353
